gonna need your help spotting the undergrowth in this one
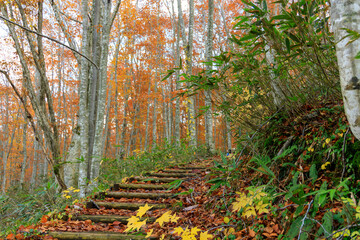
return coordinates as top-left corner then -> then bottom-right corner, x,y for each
206,99 -> 360,239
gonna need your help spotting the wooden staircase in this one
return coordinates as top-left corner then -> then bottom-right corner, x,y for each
46,162 -> 210,240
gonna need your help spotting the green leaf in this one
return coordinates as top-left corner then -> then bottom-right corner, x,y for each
294,204 -> 304,218
285,216 -> 302,239
355,51 -> 360,59
271,14 -> 292,21
309,164 -> 317,184
316,212 -> 333,237
239,34 -> 258,42
167,179 -> 183,190
285,38 -> 291,53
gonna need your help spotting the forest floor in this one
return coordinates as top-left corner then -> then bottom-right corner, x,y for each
3,99 -> 360,240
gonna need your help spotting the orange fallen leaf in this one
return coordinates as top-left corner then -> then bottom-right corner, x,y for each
249,229 -> 256,238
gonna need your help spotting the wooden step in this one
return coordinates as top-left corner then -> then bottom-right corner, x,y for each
72,215 -> 155,223
111,183 -> 169,191
160,169 -> 195,173
87,201 -> 170,210
49,231 -> 157,240
178,166 -> 208,170
145,172 -> 196,178
96,191 -> 174,199
131,176 -> 183,183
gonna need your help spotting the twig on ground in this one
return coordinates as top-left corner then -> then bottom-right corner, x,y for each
308,217 -> 331,237
276,204 -> 298,211
207,224 -> 237,231
298,198 -> 313,240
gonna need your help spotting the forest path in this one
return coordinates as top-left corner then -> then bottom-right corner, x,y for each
44,160 -> 213,240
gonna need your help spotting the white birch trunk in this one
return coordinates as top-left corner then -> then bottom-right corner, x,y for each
91,0 -> 122,184
331,0 -> 360,140
78,0 -> 91,197
204,0 -> 215,153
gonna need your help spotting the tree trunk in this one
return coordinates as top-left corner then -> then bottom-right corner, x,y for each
78,0 -> 91,197
91,0 -> 122,183
20,107 -> 28,190
331,0 -> 360,140
204,0 -> 215,153
178,0 -> 196,147
1,1 -> 67,190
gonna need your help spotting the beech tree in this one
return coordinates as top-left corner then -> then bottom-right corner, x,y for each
204,0 -> 215,153
331,0 -> 360,140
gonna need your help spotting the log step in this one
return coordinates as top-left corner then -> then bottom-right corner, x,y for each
87,201 -> 170,210
111,183 -> 169,191
145,172 -> 196,178
178,165 -> 208,169
96,191 -> 174,199
160,169 -> 195,173
73,215 -> 155,223
49,231 -> 157,240
132,176 -> 183,183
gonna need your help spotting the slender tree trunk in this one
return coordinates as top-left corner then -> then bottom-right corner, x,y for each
30,139 -> 39,189
144,79 -> 152,151
174,6 -> 181,146
78,0 -> 91,197
204,0 -> 215,153
113,35 -> 122,159
91,0 -> 121,183
2,118 -> 17,193
178,0 -> 196,147
20,108 -> 28,190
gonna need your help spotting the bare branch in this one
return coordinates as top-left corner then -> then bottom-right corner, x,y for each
0,14 -> 99,69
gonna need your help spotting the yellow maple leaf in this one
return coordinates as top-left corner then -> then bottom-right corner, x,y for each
325,138 -> 331,144
155,211 -> 172,227
136,203 -> 153,218
160,234 -> 165,240
174,227 -> 184,236
145,229 -> 153,238
243,206 -> 256,218
191,227 -> 201,235
127,216 -> 140,225
224,217 -> 230,224
199,231 -> 214,240
133,219 -> 147,231
170,213 -> 180,223
182,232 -> 197,240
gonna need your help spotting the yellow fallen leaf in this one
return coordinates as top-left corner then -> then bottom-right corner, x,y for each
136,203 -> 153,218
200,231 -> 214,240
155,211 -> 172,227
173,227 -> 184,236
321,162 -> 330,170
224,217 -> 230,224
191,226 -> 201,235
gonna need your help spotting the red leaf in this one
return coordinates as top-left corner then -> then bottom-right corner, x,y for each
41,215 -> 49,224
6,233 -> 15,240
